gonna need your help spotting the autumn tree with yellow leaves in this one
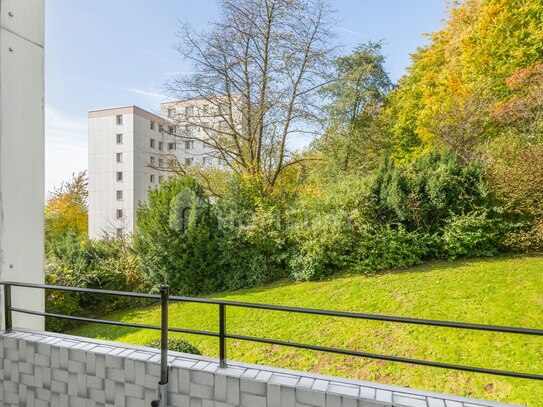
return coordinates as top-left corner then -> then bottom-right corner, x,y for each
45,171 -> 88,248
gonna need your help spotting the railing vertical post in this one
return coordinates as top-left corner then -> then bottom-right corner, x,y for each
4,283 -> 12,332
157,284 -> 169,407
219,303 -> 227,368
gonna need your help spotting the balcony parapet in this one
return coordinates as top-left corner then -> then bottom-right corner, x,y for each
0,329 -> 517,407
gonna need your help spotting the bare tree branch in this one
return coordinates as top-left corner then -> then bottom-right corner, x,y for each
165,0 -> 337,187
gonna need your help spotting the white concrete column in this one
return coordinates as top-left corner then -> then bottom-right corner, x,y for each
0,0 -> 45,330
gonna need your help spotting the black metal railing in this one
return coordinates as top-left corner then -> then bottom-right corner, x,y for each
1,281 -> 542,381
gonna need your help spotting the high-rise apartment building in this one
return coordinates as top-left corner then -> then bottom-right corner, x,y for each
88,99 -> 229,239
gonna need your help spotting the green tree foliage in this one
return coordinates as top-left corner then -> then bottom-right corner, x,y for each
135,175 -> 288,294
369,150 -> 491,233
215,175 -> 288,288
134,177 -> 221,295
316,42 -> 392,175
46,235 -> 145,332
288,149 -> 501,280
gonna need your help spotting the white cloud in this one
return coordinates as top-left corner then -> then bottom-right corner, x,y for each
128,87 -> 168,101
45,105 -> 87,195
336,25 -> 370,41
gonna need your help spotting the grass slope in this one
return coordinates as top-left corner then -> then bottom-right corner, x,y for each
72,255 -> 543,406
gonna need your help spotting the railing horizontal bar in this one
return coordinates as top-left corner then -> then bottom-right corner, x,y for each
167,297 -> 543,336
0,281 -> 160,300
10,307 -> 162,330
10,307 -> 220,338
3,281 -> 543,336
225,334 -> 543,381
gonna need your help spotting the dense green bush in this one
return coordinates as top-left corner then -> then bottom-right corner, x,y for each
350,226 -> 432,273
441,211 -> 505,259
134,177 -> 222,295
286,175 -> 371,280
143,338 -> 201,355
135,175 -> 290,295
214,175 -> 288,289
286,150 -> 503,281
45,233 -> 147,332
368,150 -> 492,233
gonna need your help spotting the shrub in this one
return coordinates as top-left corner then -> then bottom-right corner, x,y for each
287,208 -> 355,281
486,136 -> 543,251
143,338 -> 201,355
350,226 -> 432,273
368,150 -> 492,233
441,211 -> 505,259
134,177 -> 222,295
45,233 -> 147,332
214,175 -> 288,289
287,149 -> 503,280
286,175 -> 372,280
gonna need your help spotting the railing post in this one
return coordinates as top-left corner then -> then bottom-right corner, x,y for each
152,284 -> 169,407
4,283 -> 12,332
219,303 -> 227,368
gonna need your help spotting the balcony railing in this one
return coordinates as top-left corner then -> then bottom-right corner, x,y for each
2,281 -> 543,383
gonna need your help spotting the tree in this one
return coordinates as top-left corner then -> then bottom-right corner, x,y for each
492,63 -> 543,136
45,171 -> 88,249
166,0 -> 337,187
385,0 -> 543,161
134,177 -> 221,294
316,42 -> 392,174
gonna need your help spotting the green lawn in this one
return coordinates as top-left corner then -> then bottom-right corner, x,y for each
72,255 -> 543,406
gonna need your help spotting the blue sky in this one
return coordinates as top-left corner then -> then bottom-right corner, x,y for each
45,0 -> 447,193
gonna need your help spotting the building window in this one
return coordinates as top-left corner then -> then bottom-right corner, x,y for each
159,124 -> 163,132
168,142 -> 176,151
185,106 -> 194,117
168,108 -> 175,118
203,104 -> 209,114
185,158 -> 193,166
116,209 -> 123,219
202,157 -> 210,165
169,159 -> 176,168
159,175 -> 164,184
116,115 -> 123,125
185,140 -> 194,150
116,228 -> 123,238
116,171 -> 123,181
168,125 -> 174,134
116,190 -> 123,200
116,152 -> 123,163
150,138 -> 156,149
150,121 -> 155,130
158,141 -> 164,151
158,158 -> 164,167
150,156 -> 156,166
150,174 -> 155,183
116,134 -> 123,144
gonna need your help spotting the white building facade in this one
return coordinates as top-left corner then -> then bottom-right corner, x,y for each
88,100 -> 229,239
